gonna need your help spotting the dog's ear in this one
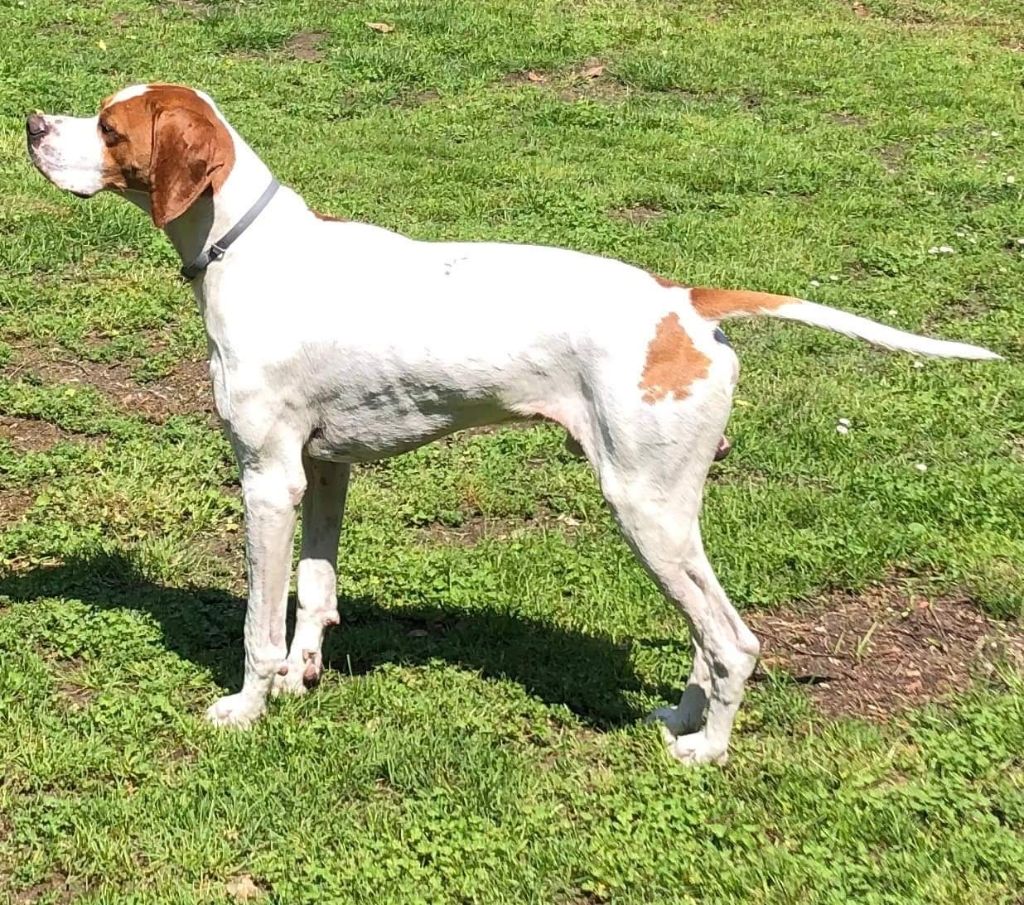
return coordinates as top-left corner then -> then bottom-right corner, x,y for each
149,105 -> 224,228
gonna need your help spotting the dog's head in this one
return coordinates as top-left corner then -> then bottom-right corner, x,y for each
26,83 -> 235,228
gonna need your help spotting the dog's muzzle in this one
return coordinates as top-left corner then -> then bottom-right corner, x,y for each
26,114 -> 49,147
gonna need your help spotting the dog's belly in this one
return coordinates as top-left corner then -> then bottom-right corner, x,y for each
303,387 -> 517,463
304,412 -> 511,463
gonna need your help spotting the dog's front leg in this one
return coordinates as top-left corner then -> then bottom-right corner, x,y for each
207,455 -> 305,728
272,454 -> 350,696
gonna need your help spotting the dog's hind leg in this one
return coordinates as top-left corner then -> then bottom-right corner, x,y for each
602,465 -> 759,764
580,356 -> 756,764
648,520 -> 758,742
273,454 -> 350,696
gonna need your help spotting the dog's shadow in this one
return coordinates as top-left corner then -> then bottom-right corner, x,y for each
0,553 -> 679,729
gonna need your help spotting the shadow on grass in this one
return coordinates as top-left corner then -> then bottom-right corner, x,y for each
0,553 -> 678,729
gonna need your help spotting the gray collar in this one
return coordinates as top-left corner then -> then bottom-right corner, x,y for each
180,179 -> 280,282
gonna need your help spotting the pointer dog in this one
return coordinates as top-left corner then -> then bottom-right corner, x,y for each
27,84 -> 999,764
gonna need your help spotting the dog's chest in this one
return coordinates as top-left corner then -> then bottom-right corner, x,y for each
204,339 -> 232,426
202,319 -> 515,461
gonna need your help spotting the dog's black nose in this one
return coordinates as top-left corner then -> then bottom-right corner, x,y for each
26,114 -> 49,141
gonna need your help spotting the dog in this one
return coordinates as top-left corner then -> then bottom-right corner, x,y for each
26,84 -> 1000,765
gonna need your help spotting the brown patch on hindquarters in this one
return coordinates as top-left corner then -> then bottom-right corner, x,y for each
689,287 -> 792,320
639,314 -> 711,404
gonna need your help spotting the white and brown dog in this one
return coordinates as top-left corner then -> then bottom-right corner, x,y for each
27,84 -> 999,764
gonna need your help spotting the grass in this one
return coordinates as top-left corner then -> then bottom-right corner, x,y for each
1,0 -> 1023,901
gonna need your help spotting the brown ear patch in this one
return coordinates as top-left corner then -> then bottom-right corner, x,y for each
149,107 -> 215,227
148,89 -> 234,227
689,287 -> 791,319
98,85 -> 234,227
639,313 -> 712,404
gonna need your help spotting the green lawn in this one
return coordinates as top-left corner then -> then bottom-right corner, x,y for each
1,1 -> 1023,902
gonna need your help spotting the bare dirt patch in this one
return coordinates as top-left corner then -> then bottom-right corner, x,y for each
610,204 -> 665,225
9,870 -> 82,905
503,69 -> 551,87
419,516 -> 517,546
391,88 -> 441,108
503,59 -> 627,102
225,874 -> 268,901
52,661 -> 97,711
829,111 -> 868,127
283,30 -> 327,62
0,415 -> 75,453
4,344 -> 213,424
749,585 -> 1023,720
158,0 -> 211,17
0,488 -> 35,526
877,141 -> 907,174
558,60 -> 626,102
228,30 -> 328,62
55,681 -> 96,710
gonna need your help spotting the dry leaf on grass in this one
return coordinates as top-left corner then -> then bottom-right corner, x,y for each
366,22 -> 394,33
226,875 -> 265,901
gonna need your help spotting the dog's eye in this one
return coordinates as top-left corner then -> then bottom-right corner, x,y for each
99,121 -> 116,136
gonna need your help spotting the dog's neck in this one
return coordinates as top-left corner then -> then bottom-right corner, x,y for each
162,128 -> 276,271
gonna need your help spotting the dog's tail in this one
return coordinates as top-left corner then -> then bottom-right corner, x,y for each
689,287 -> 1001,360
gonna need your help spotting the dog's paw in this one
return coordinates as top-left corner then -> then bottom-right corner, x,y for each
665,731 -> 729,767
270,668 -> 307,698
270,650 -> 322,698
206,693 -> 265,728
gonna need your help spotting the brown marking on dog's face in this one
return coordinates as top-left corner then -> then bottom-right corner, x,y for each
639,313 -> 712,404
313,211 -> 346,222
689,287 -> 791,320
97,84 -> 235,227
